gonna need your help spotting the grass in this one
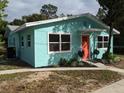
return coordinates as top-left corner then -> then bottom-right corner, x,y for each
0,72 -> 32,81
0,70 -> 123,93
0,59 -> 32,70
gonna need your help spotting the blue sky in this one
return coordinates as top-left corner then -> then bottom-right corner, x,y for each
5,0 -> 100,22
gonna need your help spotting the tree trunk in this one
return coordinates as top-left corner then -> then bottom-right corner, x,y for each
107,23 -> 113,54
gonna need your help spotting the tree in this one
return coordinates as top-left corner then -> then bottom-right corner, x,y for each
0,0 -> 8,20
0,0 -> 8,39
40,4 -> 58,19
10,19 -> 24,26
96,8 -> 106,21
22,13 -> 44,22
97,0 -> 124,55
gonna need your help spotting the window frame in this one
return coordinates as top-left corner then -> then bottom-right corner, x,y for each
26,34 -> 31,47
97,35 -> 109,49
48,32 -> 71,54
21,36 -> 24,48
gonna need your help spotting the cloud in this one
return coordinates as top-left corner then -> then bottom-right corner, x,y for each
5,0 -> 100,22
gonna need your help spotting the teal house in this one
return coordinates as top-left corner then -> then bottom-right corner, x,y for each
5,13 -> 120,67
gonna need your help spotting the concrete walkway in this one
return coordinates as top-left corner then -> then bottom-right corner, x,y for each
107,66 -> 124,75
0,67 -> 105,75
92,79 -> 124,93
0,62 -> 124,75
87,61 -> 124,74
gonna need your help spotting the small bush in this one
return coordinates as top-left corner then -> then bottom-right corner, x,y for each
68,54 -> 78,67
113,56 -> 121,62
102,52 -> 121,64
58,58 -> 68,67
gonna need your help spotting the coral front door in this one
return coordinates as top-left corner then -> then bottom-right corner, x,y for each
82,35 -> 89,60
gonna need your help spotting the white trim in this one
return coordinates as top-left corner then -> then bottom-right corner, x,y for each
113,28 -> 120,34
97,35 -> 109,49
48,32 -> 72,54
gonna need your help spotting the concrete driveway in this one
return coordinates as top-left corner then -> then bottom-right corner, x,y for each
92,79 -> 124,93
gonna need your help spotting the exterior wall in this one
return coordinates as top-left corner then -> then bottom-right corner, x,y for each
34,17 -> 110,67
7,16 -> 114,67
8,32 -> 19,57
8,32 -> 16,47
34,24 -> 81,67
92,31 -> 113,59
18,28 -> 35,67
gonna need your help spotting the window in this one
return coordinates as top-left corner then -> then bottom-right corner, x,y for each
97,36 -> 109,48
21,36 -> 24,47
49,33 -> 71,53
49,34 -> 60,51
61,35 -> 70,51
27,35 -> 31,47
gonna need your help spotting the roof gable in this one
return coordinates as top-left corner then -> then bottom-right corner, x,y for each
4,25 -> 19,38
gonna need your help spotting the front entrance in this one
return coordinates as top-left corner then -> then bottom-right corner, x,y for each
82,35 -> 90,60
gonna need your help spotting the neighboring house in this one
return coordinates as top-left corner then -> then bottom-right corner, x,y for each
5,13 -> 120,67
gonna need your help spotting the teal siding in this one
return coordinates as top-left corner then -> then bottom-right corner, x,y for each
34,27 -> 81,67
34,17 -> 112,67
18,28 -> 35,67
7,16 -> 114,67
93,32 -> 113,59
8,32 -> 20,57
8,32 -> 15,47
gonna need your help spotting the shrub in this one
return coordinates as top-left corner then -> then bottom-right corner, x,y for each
70,60 -> 78,67
113,56 -> 121,62
58,58 -> 68,67
102,52 -> 121,64
68,53 -> 79,67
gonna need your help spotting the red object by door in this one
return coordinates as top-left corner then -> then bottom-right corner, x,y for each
82,35 -> 89,60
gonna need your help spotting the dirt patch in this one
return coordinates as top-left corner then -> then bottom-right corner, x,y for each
0,70 -> 123,93
20,71 -> 53,83
0,71 -> 53,93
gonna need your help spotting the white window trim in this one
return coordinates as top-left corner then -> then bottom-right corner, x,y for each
97,35 -> 109,49
48,32 -> 72,54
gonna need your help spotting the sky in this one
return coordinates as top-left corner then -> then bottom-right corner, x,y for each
5,0 -> 100,22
